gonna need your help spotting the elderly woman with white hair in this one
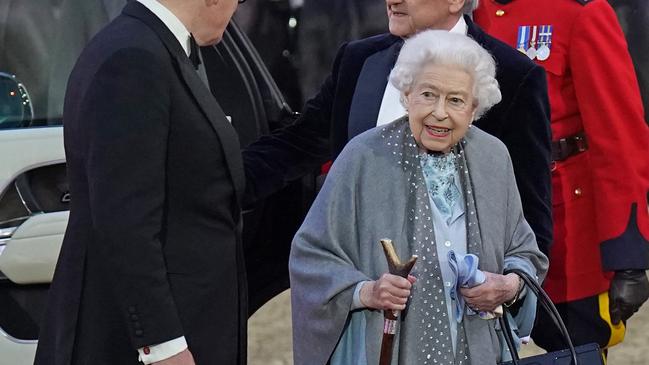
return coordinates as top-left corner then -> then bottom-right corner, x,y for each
289,30 -> 548,365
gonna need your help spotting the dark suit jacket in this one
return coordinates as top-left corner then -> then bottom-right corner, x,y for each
34,2 -> 247,365
244,16 -> 553,254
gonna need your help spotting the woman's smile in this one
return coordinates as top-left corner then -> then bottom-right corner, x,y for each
424,125 -> 451,138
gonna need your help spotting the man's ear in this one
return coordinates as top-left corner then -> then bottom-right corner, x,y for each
448,0 -> 466,14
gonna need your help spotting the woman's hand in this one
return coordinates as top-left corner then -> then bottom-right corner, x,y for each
460,272 -> 520,312
360,274 -> 417,310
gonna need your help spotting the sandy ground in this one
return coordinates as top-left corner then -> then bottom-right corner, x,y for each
248,290 -> 649,365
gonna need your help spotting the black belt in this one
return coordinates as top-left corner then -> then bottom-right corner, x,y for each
551,132 -> 588,162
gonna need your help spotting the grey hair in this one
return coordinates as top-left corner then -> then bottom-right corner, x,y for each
389,29 -> 501,120
462,0 -> 479,14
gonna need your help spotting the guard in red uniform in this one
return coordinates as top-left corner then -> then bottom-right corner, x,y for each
475,0 -> 649,354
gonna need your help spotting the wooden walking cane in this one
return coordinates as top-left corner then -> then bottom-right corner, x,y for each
378,239 -> 417,365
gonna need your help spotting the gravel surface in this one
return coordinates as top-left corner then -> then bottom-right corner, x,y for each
248,290 -> 649,364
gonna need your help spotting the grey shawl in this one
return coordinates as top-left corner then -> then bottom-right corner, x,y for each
289,118 -> 548,365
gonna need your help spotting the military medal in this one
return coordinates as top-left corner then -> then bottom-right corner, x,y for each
536,25 -> 553,61
536,46 -> 550,61
516,25 -> 530,55
526,25 -> 538,60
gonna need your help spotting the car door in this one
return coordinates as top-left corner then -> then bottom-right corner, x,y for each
0,1 -> 312,363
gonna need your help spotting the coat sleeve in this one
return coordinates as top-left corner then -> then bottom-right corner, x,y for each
568,1 -> 649,270
240,44 -> 350,207
82,48 -> 183,349
288,140 -> 372,365
499,64 -> 553,257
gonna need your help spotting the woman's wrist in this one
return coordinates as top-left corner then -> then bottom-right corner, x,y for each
359,280 -> 375,308
504,273 -> 524,306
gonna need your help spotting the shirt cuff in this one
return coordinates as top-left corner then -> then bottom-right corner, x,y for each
138,336 -> 187,364
351,281 -> 369,310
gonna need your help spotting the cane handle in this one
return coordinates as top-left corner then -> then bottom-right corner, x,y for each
380,239 -> 417,278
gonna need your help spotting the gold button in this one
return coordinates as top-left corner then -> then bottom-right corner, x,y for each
496,9 -> 505,17
574,188 -> 582,196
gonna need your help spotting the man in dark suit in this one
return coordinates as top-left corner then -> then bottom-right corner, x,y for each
34,0 -> 245,364
244,0 -> 553,255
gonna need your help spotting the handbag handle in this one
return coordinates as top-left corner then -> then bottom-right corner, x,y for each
500,268 -> 579,365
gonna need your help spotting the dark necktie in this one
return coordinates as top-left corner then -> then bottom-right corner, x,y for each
189,34 -> 202,70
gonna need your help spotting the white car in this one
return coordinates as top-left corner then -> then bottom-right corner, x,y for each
0,1 -> 310,364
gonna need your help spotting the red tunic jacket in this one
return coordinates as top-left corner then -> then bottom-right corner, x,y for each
475,0 -> 649,302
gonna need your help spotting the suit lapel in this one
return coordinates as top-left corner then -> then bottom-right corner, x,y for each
347,40 -> 403,140
176,57 -> 246,204
122,2 -> 245,205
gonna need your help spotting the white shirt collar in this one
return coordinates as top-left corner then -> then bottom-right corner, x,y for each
137,0 -> 191,56
449,15 -> 468,35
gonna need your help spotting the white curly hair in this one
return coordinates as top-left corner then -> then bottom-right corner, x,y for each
389,29 -> 501,120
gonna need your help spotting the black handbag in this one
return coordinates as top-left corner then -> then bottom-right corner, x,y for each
498,269 -> 604,365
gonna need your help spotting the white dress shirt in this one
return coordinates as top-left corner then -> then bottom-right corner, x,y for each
375,16 -> 469,126
134,0 -> 191,363
138,0 -> 191,56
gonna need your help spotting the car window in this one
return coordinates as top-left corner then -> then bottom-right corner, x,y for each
0,0 -> 119,129
0,0 -> 288,136
0,0 -> 65,129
